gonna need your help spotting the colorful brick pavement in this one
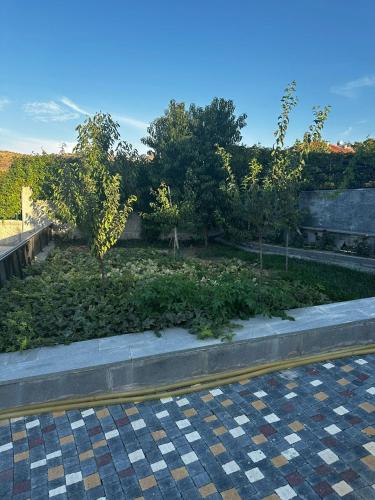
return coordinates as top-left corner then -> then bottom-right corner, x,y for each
1,354 -> 375,499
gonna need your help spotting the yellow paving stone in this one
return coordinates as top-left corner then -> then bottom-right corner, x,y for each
359,402 -> 375,414
289,421 -> 304,432
93,439 -> 107,449
221,399 -> 233,407
184,408 -> 197,417
139,475 -> 157,491
79,450 -> 94,461
52,411 -> 66,418
201,394 -> 214,403
362,455 -> 375,471
48,465 -> 64,481
221,488 -> 242,500
171,467 -> 188,481
96,408 -> 110,419
213,426 -> 227,436
60,435 -> 74,445
84,473 -> 101,490
252,400 -> 267,410
314,392 -> 329,401
337,378 -> 350,386
199,483 -> 217,497
125,407 -> 139,416
252,434 -> 267,445
210,443 -> 226,456
204,415 -> 217,423
272,455 -> 288,468
12,430 -> 26,441
286,382 -> 298,390
151,430 -> 167,441
134,497 -> 144,500
239,378 -> 250,385
264,495 -> 280,500
341,364 -> 354,372
14,451 -> 29,463
362,426 -> 375,436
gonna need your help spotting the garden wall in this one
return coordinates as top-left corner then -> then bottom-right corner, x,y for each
300,188 -> 375,254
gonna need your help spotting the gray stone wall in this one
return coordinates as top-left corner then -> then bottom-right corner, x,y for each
300,188 -> 375,235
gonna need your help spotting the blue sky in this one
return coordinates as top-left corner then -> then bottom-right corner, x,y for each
1,0 -> 374,153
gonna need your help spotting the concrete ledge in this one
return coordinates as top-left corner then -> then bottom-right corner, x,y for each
1,297 -> 375,410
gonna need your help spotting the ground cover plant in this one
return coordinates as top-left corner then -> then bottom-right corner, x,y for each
1,243 -> 375,353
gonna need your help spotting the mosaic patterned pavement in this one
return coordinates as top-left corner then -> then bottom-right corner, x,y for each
1,355 -> 375,499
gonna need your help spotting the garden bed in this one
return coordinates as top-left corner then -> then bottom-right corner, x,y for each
1,242 -> 375,353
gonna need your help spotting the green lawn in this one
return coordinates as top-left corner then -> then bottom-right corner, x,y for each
0,242 -> 374,353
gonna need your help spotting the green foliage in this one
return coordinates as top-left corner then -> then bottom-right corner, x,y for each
48,113 -> 137,276
0,154 -> 56,219
0,244 -> 340,352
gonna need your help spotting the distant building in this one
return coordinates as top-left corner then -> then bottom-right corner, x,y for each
328,143 -> 355,154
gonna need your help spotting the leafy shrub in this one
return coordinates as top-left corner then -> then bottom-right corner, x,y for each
0,245 -> 331,352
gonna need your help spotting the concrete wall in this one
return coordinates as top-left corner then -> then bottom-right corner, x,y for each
300,188 -> 375,235
0,220 -> 23,243
120,212 -> 141,240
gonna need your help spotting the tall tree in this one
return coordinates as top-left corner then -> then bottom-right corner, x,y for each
49,113 -> 136,279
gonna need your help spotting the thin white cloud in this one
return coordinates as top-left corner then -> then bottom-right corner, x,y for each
331,75 -> 375,98
23,100 -> 79,122
0,97 -> 10,110
60,96 -> 90,116
0,128 -> 75,154
341,126 -> 353,137
114,114 -> 149,130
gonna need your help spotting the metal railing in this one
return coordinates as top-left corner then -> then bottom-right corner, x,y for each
0,225 -> 52,286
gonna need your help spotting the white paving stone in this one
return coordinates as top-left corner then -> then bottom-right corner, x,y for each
81,408 -> 95,418
129,449 -> 145,463
310,379 -> 323,386
248,450 -> 266,463
222,460 -> 240,475
105,429 -> 119,440
46,450 -> 62,460
229,426 -> 245,438
30,458 -> 47,469
245,467 -> 264,483
66,472 -> 82,485
156,410 -> 169,419
323,362 -> 335,369
49,485 -> 67,497
254,390 -> 267,398
367,387 -> 375,395
334,406 -> 349,415
318,448 -> 339,464
158,442 -> 175,455
151,460 -> 167,472
71,419 -> 84,430
176,398 -> 189,407
324,424 -> 341,435
181,451 -> 198,465
26,419 -> 40,429
275,484 -> 297,499
284,433 -> 301,444
281,448 -> 300,460
160,397 -> 173,403
209,389 -> 223,396
176,419 -> 191,429
264,413 -> 280,423
185,431 -> 201,443
355,358 -> 368,365
131,419 -> 146,431
332,481 -> 353,497
285,392 -> 297,399
0,442 -> 13,453
363,442 -> 375,455
234,415 -> 249,425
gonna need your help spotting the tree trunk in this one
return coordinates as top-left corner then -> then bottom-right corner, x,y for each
204,226 -> 208,248
285,228 -> 289,272
99,256 -> 105,282
259,233 -> 263,272
173,226 -> 179,258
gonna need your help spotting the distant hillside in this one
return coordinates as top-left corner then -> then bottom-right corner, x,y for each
0,151 -> 24,172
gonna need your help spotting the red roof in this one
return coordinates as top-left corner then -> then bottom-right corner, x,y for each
328,144 -> 354,154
